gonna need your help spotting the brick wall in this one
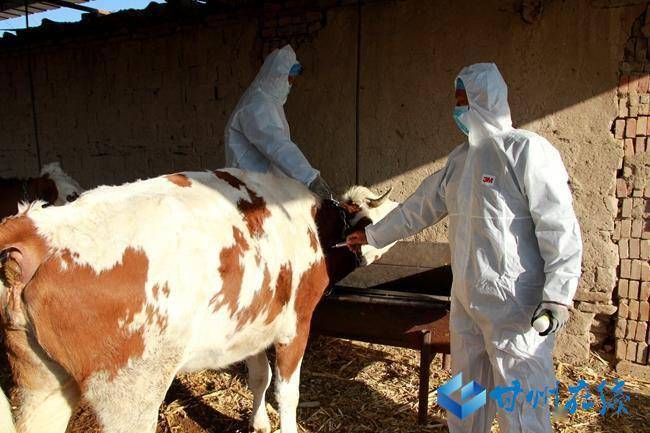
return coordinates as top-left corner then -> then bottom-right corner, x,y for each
612,7 -> 650,377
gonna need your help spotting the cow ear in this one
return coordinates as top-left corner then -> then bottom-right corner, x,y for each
0,246 -> 39,287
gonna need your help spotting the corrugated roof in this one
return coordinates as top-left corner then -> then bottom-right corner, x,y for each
0,0 -> 89,21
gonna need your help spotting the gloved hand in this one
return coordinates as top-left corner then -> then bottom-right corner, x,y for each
346,230 -> 368,253
531,301 -> 570,336
308,175 -> 334,200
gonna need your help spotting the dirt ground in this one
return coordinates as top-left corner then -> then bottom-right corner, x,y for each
2,336 -> 649,433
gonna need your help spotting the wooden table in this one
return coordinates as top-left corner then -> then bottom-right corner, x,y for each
311,266 -> 452,424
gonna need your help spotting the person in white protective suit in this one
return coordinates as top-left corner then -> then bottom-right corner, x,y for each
225,44 -> 333,198
346,63 -> 582,432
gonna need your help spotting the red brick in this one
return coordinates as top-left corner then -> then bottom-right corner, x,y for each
622,219 -> 632,238
627,340 -> 638,361
621,259 -> 632,278
640,301 -> 650,321
620,239 -> 630,258
638,117 -> 648,136
619,98 -> 630,118
619,74 -> 630,94
627,319 -> 638,338
632,219 -> 643,238
630,238 -> 641,258
630,300 -> 640,319
619,300 -> 629,317
616,339 -> 628,360
614,119 -> 626,139
616,318 -> 627,338
630,280 -> 640,299
641,240 -> 650,259
631,260 -> 642,280
622,199 -> 633,218
642,282 -> 650,301
642,261 -> 650,282
640,74 -> 650,93
626,118 -> 637,138
619,278 -> 630,298
637,342 -> 649,364
636,322 -> 648,342
636,137 -> 647,153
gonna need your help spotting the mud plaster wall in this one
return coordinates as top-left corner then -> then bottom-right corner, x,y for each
0,0 -> 646,362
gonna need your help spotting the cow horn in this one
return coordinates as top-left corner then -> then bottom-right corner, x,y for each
366,187 -> 392,208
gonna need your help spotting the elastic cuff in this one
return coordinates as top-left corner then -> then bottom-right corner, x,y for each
365,225 -> 382,249
305,170 -> 319,186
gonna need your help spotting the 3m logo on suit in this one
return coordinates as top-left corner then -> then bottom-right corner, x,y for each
481,174 -> 495,186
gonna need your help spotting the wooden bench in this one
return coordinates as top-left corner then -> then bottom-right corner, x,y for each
311,262 -> 452,424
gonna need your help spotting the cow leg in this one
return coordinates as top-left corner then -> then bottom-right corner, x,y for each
274,322 -> 310,433
246,352 -> 272,433
14,383 -> 80,433
4,330 -> 80,433
82,354 -> 181,433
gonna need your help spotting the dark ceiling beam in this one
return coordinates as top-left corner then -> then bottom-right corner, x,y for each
40,0 -> 109,15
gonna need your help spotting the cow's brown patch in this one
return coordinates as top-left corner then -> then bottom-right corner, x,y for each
275,259 -> 329,380
165,173 -> 192,188
307,228 -> 319,252
213,171 -> 270,238
234,263 -> 293,329
213,170 -> 245,189
147,283 -> 170,332
234,266 -> 272,330
265,264 -> 293,324
23,247 -> 150,383
237,189 -> 270,238
211,227 -> 248,314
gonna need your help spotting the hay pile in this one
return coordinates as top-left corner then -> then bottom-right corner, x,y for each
3,335 -> 649,432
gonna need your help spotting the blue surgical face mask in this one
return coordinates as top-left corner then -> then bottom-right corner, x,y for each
453,106 -> 470,135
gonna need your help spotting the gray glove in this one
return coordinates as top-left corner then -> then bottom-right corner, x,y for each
531,301 -> 570,336
308,175 -> 334,200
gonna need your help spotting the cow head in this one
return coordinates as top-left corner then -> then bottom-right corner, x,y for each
340,186 -> 398,266
40,162 -> 84,205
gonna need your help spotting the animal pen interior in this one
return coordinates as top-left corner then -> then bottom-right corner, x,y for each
1,1 -> 650,432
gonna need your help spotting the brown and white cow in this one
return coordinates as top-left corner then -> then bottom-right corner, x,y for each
0,162 -> 83,219
0,168 -> 396,433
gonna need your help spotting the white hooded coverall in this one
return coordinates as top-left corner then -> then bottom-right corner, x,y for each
224,45 -> 319,186
365,63 -> 582,433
